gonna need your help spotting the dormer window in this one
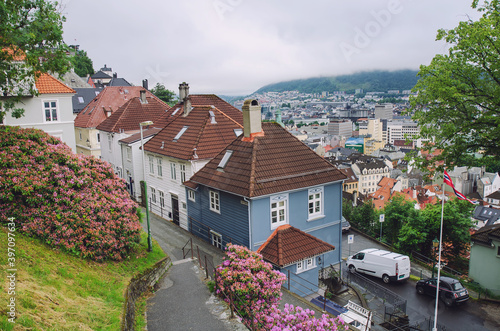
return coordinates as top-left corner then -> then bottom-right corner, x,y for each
234,128 -> 243,137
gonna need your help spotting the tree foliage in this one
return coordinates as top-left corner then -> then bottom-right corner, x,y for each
150,83 -> 177,105
70,49 -> 94,77
0,0 -> 70,121
410,0 -> 500,172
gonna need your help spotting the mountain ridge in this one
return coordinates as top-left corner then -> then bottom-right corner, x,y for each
253,69 -> 419,94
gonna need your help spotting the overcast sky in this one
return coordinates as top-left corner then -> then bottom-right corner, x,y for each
61,0 -> 480,96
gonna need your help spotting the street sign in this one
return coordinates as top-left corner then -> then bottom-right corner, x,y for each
379,214 -> 385,223
348,234 -> 354,244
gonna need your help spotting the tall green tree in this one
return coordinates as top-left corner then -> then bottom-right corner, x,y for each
0,0 -> 70,122
70,49 -> 94,77
150,83 -> 177,106
409,0 -> 500,172
382,195 -> 419,245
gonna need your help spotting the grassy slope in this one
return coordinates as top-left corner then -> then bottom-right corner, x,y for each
0,228 -> 166,330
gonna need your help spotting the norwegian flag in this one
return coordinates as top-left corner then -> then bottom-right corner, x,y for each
443,170 -> 479,205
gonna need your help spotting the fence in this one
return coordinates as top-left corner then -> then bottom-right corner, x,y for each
343,269 -> 407,314
411,250 -> 462,277
148,197 -> 171,220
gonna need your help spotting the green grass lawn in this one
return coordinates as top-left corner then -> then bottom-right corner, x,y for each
0,228 -> 166,330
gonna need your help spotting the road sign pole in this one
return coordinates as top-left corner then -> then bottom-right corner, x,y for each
379,214 -> 385,242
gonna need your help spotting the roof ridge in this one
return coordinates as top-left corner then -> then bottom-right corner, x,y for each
211,106 -> 243,128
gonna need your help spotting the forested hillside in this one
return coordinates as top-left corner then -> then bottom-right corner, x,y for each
255,70 -> 419,94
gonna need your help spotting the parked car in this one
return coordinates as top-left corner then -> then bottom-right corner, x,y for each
346,248 -> 411,283
341,217 -> 351,233
416,276 -> 469,307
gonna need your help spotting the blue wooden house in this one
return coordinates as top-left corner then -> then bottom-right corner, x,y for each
184,99 -> 347,296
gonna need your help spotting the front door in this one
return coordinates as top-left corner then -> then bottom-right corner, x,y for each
171,195 -> 179,225
129,176 -> 134,197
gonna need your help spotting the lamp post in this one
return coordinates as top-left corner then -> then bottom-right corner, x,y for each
140,121 -> 154,252
432,238 -> 439,278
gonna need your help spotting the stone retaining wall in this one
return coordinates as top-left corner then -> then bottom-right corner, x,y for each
122,256 -> 172,330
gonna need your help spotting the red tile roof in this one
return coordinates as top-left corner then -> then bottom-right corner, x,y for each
339,168 -> 357,183
257,225 -> 335,267
187,122 -> 347,198
74,86 -> 166,129
96,97 -> 171,133
143,95 -> 244,160
35,73 -> 75,94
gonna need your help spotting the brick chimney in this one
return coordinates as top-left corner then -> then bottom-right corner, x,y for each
242,99 -> 263,142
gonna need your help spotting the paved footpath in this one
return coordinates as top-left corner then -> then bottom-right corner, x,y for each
142,209 -> 246,331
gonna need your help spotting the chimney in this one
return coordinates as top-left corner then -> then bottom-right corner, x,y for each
113,72 -> 117,78
179,82 -> 189,101
353,191 -> 358,207
142,79 -> 148,90
242,99 -> 263,142
179,82 -> 191,116
140,90 -> 147,104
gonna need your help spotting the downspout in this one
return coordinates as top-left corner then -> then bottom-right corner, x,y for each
339,180 -> 345,274
244,197 -> 252,250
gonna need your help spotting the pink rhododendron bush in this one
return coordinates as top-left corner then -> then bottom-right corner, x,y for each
215,244 -> 347,330
0,126 -> 141,261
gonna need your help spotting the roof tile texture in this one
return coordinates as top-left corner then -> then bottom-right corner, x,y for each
74,86 -> 166,128
188,122 -> 347,198
257,225 -> 335,266
96,97 -> 170,133
35,73 -> 75,94
144,95 -> 243,160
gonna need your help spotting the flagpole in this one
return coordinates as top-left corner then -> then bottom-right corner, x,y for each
433,168 -> 446,331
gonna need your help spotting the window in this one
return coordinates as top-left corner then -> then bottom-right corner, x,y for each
159,191 -> 165,208
170,162 -> 177,180
188,190 -> 196,202
180,164 -> 186,183
108,135 -> 112,151
149,155 -> 154,174
308,187 -> 323,219
78,96 -> 85,104
297,257 -> 316,273
497,245 -> 500,257
43,100 -> 58,121
157,158 -> 163,177
270,194 -> 288,228
151,187 -> 157,204
79,130 -> 82,140
210,190 -> 220,213
211,230 -> 222,249
96,132 -> 100,143
126,147 -> 132,161
173,126 -> 189,141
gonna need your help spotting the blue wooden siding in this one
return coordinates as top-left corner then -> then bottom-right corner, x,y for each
251,182 -> 343,252
186,185 -> 250,248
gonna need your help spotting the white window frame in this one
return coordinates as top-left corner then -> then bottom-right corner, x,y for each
96,132 -> 100,143
188,189 -> 196,202
307,187 -> 324,220
211,230 -> 222,249
297,257 -> 316,274
159,190 -> 165,208
180,164 -> 186,183
210,190 -> 220,213
151,187 -> 157,204
149,155 -> 154,174
170,162 -> 177,180
157,157 -> 163,177
126,147 -> 132,161
43,100 -> 59,122
270,194 -> 288,229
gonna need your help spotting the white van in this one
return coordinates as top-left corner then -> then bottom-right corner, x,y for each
346,248 -> 411,283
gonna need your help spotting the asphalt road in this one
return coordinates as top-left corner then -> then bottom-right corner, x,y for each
342,230 -> 500,331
